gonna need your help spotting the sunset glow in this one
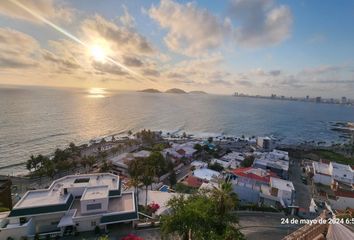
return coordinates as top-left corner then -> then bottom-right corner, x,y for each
90,45 -> 107,62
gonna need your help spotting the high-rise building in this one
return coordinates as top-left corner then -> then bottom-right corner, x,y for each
341,96 -> 347,104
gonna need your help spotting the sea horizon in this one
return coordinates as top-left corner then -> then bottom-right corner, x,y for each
1,85 -> 354,175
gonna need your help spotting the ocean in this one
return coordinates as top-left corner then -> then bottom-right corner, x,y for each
1,85 -> 354,175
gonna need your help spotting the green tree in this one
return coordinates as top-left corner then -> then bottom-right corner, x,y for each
194,144 -> 202,153
42,158 -> 55,179
168,170 -> 177,187
208,162 -> 224,172
69,142 -> 79,155
26,155 -> 37,172
141,164 -> 154,206
241,155 -> 255,167
147,151 -> 166,177
98,235 -> 109,240
87,156 -> 96,170
53,148 -> 70,163
161,182 -> 243,240
100,160 -> 112,172
128,158 -> 143,205
210,182 -> 239,223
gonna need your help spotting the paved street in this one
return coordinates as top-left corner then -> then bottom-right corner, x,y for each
289,158 -> 312,209
237,211 -> 303,240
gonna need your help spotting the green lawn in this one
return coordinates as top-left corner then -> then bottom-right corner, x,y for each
311,149 -> 354,165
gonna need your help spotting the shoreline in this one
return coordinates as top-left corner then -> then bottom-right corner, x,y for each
0,129 -> 352,176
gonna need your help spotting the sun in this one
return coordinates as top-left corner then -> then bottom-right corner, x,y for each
90,45 -> 107,62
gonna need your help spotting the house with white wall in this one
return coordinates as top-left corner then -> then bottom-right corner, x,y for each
312,161 -> 354,186
228,167 -> 280,205
252,149 -> 290,179
0,173 -> 137,240
260,177 -> 295,208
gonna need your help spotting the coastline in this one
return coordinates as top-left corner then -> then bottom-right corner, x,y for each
0,128 -> 352,177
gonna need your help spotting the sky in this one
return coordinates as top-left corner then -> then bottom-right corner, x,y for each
0,0 -> 354,98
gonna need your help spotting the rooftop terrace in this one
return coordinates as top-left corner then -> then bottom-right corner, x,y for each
13,173 -> 120,210
51,173 -> 119,190
14,189 -> 69,209
81,186 -> 109,200
71,192 -> 135,217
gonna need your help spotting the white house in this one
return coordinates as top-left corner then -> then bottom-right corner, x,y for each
260,177 -> 295,208
253,149 -> 290,179
222,151 -> 245,162
171,142 -> 197,158
313,161 -> 333,186
331,162 -> 354,185
211,158 -> 234,169
191,161 -> 208,169
193,168 -> 220,181
328,189 -> 354,210
0,173 -> 137,240
312,161 -> 354,186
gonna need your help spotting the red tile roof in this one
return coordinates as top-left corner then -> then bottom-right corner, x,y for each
232,167 -> 278,183
335,190 -> 354,198
184,175 -> 204,188
177,149 -> 186,156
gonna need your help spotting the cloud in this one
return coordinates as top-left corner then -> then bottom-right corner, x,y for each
269,70 -> 281,76
236,80 -> 253,87
81,15 -> 155,56
149,0 -> 232,56
210,79 -> 233,86
167,72 -> 186,79
123,56 -> 143,67
0,27 -> 39,68
143,68 -> 160,77
0,0 -> 74,24
301,65 -> 341,75
42,50 -> 80,70
230,0 -> 292,48
92,61 -> 128,76
120,5 -> 136,28
316,79 -> 354,85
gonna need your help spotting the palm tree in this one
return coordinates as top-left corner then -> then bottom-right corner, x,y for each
211,181 -> 239,221
87,156 -> 96,171
141,165 -> 154,206
128,159 -> 143,205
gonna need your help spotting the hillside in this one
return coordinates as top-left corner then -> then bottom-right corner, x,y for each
139,88 -> 161,93
165,88 -> 187,94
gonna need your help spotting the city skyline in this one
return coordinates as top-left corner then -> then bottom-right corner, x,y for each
1,0 -> 354,97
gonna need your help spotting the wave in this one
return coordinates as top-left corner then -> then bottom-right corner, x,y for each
10,132 -> 70,146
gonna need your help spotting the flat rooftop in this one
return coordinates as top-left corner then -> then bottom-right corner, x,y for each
313,162 -> 331,175
270,177 -> 295,191
14,189 -> 69,209
51,173 -> 119,190
14,173 -> 119,210
72,192 -> 134,217
254,158 -> 289,171
193,168 -> 220,181
82,186 -> 109,200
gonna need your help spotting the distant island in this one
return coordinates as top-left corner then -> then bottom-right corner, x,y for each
165,88 -> 187,94
189,90 -> 207,94
139,88 -> 207,94
139,88 -> 161,93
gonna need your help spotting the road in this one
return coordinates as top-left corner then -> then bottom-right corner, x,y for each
289,158 -> 312,209
237,211 -> 303,240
